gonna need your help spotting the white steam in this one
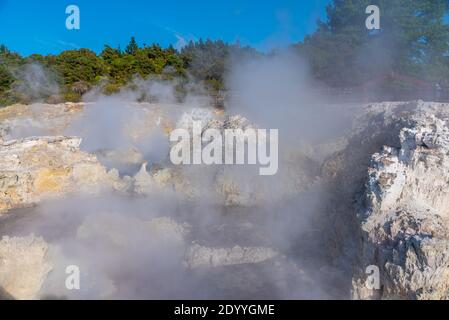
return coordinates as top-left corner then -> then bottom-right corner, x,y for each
13,62 -> 60,101
2,51 -> 355,300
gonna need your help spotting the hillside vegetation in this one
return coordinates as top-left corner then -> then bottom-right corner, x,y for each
1,0 -> 448,106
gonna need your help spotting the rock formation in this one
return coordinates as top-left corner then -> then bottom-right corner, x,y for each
0,235 -> 52,300
352,109 -> 449,299
0,136 -> 126,213
1,100 -> 449,299
185,244 -> 278,269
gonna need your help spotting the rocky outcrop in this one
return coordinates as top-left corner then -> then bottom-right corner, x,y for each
0,102 -> 84,140
0,136 -> 127,213
3,100 -> 449,300
136,109 -> 319,207
185,244 -> 278,268
352,108 -> 449,299
0,235 -> 52,300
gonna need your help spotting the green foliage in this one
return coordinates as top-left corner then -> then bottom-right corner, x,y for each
0,65 -> 13,93
181,39 -> 229,83
62,91 -> 82,102
2,7 -> 448,108
100,45 -> 121,64
99,40 -> 185,85
103,82 -> 122,95
0,44 -> 9,55
55,49 -> 107,84
0,45 -> 22,103
180,39 -> 258,93
0,44 -> 24,71
125,37 -> 139,55
298,0 -> 449,97
0,38 -> 258,106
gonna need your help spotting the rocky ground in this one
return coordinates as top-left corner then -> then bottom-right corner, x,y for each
1,100 -> 449,300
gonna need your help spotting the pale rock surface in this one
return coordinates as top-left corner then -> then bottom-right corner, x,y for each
4,101 -> 449,299
145,111 -> 319,206
0,235 -> 52,300
185,244 -> 278,268
352,107 -> 449,299
0,136 -> 128,213
134,162 -> 191,196
0,102 -> 85,140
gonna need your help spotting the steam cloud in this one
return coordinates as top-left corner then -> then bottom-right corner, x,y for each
13,62 -> 60,102
3,50 -> 355,299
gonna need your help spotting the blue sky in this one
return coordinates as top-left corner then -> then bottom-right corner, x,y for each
0,0 -> 331,56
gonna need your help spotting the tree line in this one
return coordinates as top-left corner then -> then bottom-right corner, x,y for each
1,0 -> 448,106
0,38 -> 258,106
297,0 -> 449,100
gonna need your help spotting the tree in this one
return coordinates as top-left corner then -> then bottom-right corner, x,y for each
100,45 -> 121,63
0,44 -> 9,55
297,0 -> 449,97
125,37 -> 139,55
55,49 -> 106,84
0,45 -> 22,101
180,39 -> 259,92
0,65 -> 13,93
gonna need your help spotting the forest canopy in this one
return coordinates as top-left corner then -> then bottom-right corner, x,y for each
1,0 -> 448,106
